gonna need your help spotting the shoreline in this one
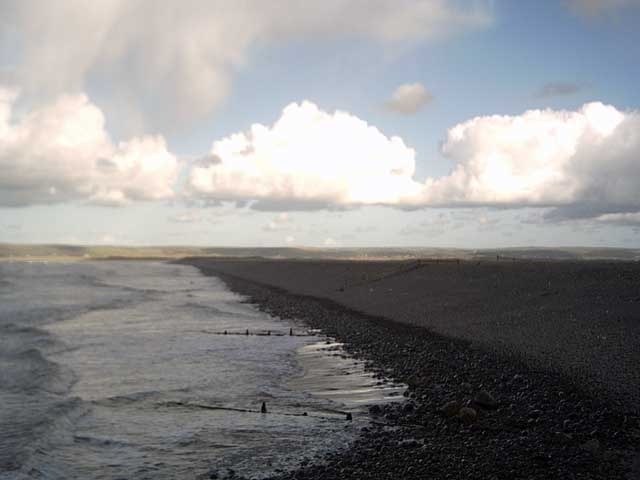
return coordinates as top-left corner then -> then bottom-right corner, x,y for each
184,258 -> 640,410
184,258 -> 640,479
287,339 -> 406,412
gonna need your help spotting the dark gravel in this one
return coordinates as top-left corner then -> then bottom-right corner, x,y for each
184,259 -> 640,480
185,258 -> 640,409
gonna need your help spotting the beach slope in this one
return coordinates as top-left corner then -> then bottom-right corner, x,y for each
184,257 -> 640,479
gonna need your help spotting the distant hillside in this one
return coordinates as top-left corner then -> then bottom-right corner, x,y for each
0,244 -> 469,261
474,247 -> 640,262
0,244 -> 208,260
0,244 -> 638,262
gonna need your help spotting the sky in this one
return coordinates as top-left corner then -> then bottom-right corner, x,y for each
1,0 -> 640,248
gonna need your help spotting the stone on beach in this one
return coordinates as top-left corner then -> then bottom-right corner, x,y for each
474,389 -> 498,409
458,407 -> 478,424
440,400 -> 461,418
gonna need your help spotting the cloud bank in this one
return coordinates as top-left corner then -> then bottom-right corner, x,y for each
187,101 -> 421,209
385,83 -> 433,114
263,213 -> 294,232
3,86 -> 639,225
187,101 -> 640,221
1,0 -> 491,130
0,88 -> 178,206
595,212 -> 640,226
427,102 -> 639,216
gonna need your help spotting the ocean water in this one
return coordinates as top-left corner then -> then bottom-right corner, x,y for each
0,261 -> 402,480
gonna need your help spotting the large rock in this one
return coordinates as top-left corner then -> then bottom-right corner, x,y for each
474,389 -> 498,409
440,400 -> 461,418
458,407 -> 478,425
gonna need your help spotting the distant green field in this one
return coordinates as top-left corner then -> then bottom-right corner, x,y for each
0,244 -> 209,259
0,244 -> 470,261
0,243 -> 638,262
473,246 -> 640,261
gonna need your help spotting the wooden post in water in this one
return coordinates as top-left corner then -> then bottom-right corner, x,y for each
261,402 -> 267,414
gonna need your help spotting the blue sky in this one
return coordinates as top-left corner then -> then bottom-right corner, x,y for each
1,0 -> 640,247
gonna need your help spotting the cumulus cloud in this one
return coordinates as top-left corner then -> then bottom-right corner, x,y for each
188,100 -> 640,222
594,212 -> 640,226
423,102 -> 640,216
535,82 -> 582,98
97,234 -> 117,245
1,0 -> 491,130
477,213 -> 500,231
385,83 -> 433,114
263,213 -> 294,232
0,88 -> 179,207
187,101 -> 422,208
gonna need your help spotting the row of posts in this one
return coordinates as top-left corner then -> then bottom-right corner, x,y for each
221,327 -> 295,336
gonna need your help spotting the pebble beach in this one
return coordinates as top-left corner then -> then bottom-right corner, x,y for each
185,257 -> 640,479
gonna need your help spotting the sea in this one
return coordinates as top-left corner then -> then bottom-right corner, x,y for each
0,260 -> 403,479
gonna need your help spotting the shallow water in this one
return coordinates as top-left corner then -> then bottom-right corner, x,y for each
0,261 -> 401,479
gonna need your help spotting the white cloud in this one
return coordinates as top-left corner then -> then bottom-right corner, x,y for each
98,234 -> 117,244
7,89 -> 634,224
263,213 -> 293,232
385,82 -> 432,114
594,212 -> 640,226
0,88 -> 179,206
421,102 -> 640,213
188,100 -> 640,222
477,213 -> 500,231
187,101 -> 422,208
2,0 -> 491,130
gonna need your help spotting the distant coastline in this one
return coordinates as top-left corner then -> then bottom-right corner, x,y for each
1,243 -> 639,263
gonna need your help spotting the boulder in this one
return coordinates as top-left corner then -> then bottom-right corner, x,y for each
440,400 -> 461,418
474,389 -> 498,409
458,407 -> 478,425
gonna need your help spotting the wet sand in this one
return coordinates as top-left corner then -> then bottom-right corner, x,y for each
184,257 -> 640,479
